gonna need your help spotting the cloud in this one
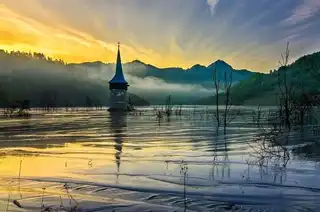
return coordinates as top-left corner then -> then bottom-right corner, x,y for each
207,0 -> 219,15
285,0 -> 320,24
74,62 -> 212,103
129,76 -> 211,94
0,0 -> 319,73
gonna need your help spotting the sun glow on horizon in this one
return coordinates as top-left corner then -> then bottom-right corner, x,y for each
0,1 -> 319,72
0,5 -> 201,69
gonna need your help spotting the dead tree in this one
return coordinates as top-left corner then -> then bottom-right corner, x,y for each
222,69 -> 238,134
85,96 -> 93,110
291,90 -> 315,126
213,66 -> 221,127
41,90 -> 58,112
223,69 -> 232,133
277,42 -> 293,130
153,95 -> 173,123
213,65 -> 238,134
4,100 -> 31,117
164,95 -> 173,118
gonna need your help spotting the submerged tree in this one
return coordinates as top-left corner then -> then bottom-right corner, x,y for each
213,66 -> 221,127
275,42 -> 319,129
165,95 -> 173,118
212,65 -> 238,134
249,42 -> 320,168
40,90 -> 58,111
223,67 -> 234,134
85,96 -> 93,109
277,42 -> 293,130
4,100 -> 31,117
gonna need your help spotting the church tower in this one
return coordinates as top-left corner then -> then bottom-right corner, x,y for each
108,43 -> 129,112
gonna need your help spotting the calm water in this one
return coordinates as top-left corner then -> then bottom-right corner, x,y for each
0,106 -> 319,212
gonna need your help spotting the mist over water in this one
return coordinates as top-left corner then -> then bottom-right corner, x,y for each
0,106 -> 319,212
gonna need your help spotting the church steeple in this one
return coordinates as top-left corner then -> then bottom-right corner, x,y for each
108,42 -> 130,112
109,42 -> 128,87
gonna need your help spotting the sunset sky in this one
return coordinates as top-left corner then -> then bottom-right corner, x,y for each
0,0 -> 319,72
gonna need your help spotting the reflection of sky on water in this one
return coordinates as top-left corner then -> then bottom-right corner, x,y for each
0,107 -> 319,211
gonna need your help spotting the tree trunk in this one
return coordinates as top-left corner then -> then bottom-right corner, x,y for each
216,94 -> 220,127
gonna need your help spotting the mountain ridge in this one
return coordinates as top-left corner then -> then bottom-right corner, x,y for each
71,58 -> 258,90
72,59 -> 257,74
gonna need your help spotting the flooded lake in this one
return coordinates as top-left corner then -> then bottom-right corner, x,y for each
0,106 -> 319,212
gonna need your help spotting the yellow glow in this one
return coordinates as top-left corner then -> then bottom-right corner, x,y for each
0,4 -> 277,72
0,146 -> 112,178
0,140 -> 192,179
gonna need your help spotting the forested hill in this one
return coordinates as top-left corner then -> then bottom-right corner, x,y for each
0,50 -> 149,107
197,51 -> 320,105
2,48 -> 319,107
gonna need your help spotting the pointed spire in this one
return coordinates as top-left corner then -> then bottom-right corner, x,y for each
109,42 -> 128,85
116,42 -> 122,75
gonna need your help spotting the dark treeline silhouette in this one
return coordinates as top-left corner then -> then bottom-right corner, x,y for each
2,50 -> 66,65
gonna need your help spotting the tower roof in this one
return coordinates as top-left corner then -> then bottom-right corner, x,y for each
109,42 -> 128,84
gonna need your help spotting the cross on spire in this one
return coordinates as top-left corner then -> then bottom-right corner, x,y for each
118,42 -> 120,50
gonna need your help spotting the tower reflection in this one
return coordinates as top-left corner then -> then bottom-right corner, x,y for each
109,112 -> 127,183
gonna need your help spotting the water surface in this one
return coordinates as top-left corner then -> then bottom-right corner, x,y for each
0,107 -> 319,211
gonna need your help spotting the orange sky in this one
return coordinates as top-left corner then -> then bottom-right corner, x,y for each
0,5 -> 118,63
0,1 -> 319,72
0,4 -> 195,69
